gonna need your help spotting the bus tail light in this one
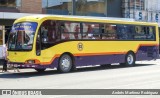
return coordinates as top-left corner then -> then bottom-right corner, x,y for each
25,59 -> 40,64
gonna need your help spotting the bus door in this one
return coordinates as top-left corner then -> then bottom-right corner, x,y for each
36,20 -> 58,65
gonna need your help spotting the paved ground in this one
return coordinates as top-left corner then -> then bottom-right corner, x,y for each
0,60 -> 160,98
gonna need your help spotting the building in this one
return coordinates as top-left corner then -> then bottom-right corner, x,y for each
122,0 -> 160,26
42,0 -> 160,26
42,0 -> 122,17
0,0 -> 42,46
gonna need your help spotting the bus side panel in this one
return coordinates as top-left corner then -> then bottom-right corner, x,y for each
136,46 -> 159,61
74,54 -> 125,66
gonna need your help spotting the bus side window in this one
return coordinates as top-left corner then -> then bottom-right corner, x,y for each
102,24 -> 117,40
37,20 -> 58,50
146,27 -> 155,40
83,23 -> 100,39
61,23 -> 69,39
61,22 -> 81,40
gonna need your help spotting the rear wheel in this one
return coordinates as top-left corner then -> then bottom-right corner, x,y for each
58,54 -> 73,73
125,52 -> 136,67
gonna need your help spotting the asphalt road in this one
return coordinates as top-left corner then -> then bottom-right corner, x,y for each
0,60 -> 160,98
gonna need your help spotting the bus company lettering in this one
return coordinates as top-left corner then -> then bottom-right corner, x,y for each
77,42 -> 83,51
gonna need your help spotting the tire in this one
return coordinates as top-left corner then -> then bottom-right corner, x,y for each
35,69 -> 46,72
58,54 -> 73,73
125,52 -> 136,67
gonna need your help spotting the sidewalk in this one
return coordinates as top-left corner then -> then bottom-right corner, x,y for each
0,65 -> 13,70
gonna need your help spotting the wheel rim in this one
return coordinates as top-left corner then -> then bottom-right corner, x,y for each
60,55 -> 71,71
127,54 -> 134,65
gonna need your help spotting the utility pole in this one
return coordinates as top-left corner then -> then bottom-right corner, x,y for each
134,0 -> 136,19
128,0 -> 130,18
72,0 -> 76,15
46,0 -> 48,8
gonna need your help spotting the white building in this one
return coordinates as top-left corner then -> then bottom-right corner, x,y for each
123,0 -> 160,26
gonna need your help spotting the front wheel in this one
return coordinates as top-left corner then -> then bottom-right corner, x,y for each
125,52 -> 136,67
58,54 -> 73,73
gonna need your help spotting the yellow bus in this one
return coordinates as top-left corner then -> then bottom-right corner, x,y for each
7,15 -> 159,73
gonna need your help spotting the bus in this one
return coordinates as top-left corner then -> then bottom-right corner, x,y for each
7,15 -> 159,73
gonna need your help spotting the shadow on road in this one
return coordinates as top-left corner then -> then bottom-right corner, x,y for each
0,63 -> 155,79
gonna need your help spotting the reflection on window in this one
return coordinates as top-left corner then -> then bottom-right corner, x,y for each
61,22 -> 81,39
102,24 -> 117,40
42,0 -> 72,15
83,23 -> 100,39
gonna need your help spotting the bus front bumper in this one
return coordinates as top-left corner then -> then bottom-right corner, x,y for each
7,63 -> 39,69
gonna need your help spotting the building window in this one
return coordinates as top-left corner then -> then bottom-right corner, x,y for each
0,0 -> 20,7
42,0 -> 72,15
0,0 -> 7,6
75,0 -> 106,17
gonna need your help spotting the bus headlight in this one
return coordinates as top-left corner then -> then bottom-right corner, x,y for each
27,60 -> 35,64
25,59 -> 40,64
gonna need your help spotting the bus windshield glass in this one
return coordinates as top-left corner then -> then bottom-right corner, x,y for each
8,22 -> 38,51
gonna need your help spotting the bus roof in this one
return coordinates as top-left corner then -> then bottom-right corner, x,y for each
14,15 -> 158,26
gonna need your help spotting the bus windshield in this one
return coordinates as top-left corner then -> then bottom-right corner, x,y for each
8,22 -> 38,51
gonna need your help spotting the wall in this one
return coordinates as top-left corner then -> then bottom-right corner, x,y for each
107,0 -> 122,17
20,0 -> 42,14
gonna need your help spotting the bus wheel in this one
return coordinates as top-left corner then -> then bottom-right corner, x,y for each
35,69 -> 46,72
125,52 -> 135,67
58,54 -> 72,73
